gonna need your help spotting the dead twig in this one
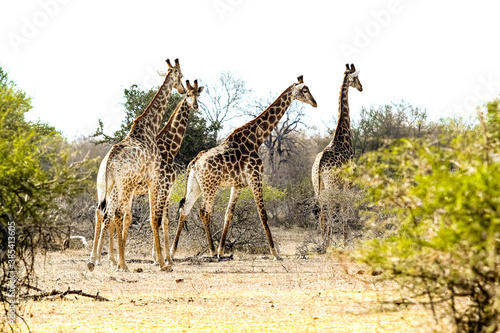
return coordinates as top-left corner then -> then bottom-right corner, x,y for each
20,287 -> 111,301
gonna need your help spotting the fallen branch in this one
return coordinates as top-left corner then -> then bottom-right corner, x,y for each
174,253 -> 234,263
20,287 -> 110,301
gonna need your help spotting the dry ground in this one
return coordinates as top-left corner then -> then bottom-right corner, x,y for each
10,228 -> 445,332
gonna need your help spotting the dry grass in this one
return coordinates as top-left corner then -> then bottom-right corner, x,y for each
10,228 -> 445,332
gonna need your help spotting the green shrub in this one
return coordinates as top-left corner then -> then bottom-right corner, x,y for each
352,99 -> 500,332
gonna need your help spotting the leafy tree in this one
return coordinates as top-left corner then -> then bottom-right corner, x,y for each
351,100 -> 435,158
0,67 -> 95,330
93,84 -> 216,167
351,98 -> 500,332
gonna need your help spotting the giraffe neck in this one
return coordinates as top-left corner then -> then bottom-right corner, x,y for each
328,74 -> 353,158
225,85 -> 294,149
156,97 -> 191,164
129,73 -> 174,141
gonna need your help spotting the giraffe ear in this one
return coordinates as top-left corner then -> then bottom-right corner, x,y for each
351,71 -> 360,77
198,86 -> 205,93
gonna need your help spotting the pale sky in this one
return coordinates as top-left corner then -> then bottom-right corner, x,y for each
1,0 -> 499,140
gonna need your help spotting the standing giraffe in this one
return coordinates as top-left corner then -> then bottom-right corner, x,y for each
311,64 -> 362,244
88,59 -> 186,272
88,80 -> 203,270
171,76 -> 317,260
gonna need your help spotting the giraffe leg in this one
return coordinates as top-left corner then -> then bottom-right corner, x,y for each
107,216 -> 117,265
122,210 -> 132,247
152,183 -> 173,265
87,206 -> 104,271
218,186 -> 242,258
114,207 -> 128,272
171,172 -> 202,259
249,178 -> 281,260
199,194 -> 217,257
318,205 -> 329,247
161,199 -> 173,265
95,216 -> 107,265
148,184 -> 170,271
160,180 -> 174,265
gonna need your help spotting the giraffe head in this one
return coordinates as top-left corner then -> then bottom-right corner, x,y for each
162,58 -> 187,94
345,64 -> 363,92
292,75 -> 318,108
185,79 -> 204,110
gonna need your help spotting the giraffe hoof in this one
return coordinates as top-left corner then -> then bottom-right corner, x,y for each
273,255 -> 283,261
160,265 -> 173,272
87,262 -> 95,272
115,265 -> 129,272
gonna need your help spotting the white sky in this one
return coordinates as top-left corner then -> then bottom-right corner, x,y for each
1,0 -> 499,141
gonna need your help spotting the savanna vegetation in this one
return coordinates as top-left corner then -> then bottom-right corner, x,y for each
1,64 -> 499,332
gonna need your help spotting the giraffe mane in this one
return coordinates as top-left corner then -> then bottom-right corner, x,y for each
224,84 -> 294,142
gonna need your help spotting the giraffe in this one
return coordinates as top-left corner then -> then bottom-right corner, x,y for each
88,79 -> 204,270
87,59 -> 186,272
311,64 -> 362,245
170,76 -> 317,260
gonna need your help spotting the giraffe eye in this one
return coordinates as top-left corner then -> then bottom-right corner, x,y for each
302,89 -> 308,93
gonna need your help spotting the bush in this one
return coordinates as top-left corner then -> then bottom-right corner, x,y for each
351,100 -> 500,332
0,68 -> 96,330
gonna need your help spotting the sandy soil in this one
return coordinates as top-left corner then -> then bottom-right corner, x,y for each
10,228 -> 441,332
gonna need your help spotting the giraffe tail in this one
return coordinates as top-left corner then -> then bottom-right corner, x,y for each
98,199 -> 107,213
176,159 -> 195,233
175,198 -> 189,233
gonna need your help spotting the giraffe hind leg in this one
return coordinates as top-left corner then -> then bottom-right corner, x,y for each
88,205 -> 105,271
218,186 -> 242,259
199,198 -> 217,257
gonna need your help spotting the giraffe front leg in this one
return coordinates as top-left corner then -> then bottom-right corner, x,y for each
149,185 -> 171,272
249,178 -> 281,261
218,186 -> 242,259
